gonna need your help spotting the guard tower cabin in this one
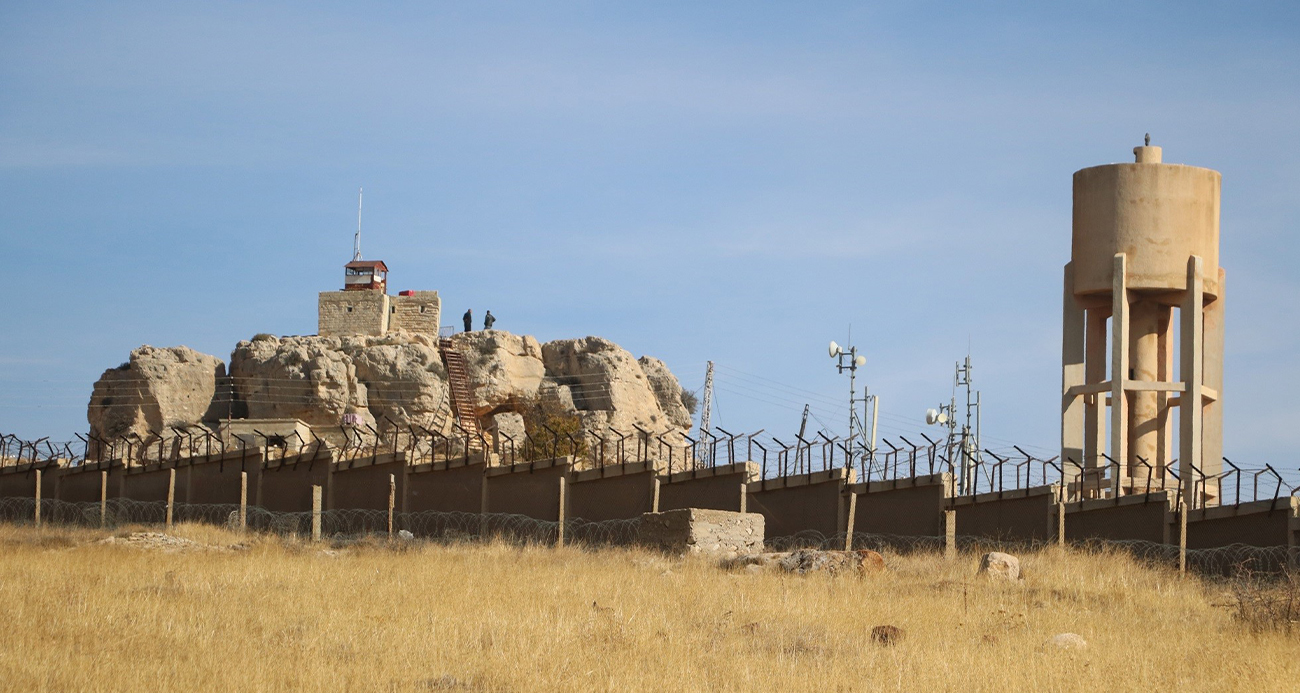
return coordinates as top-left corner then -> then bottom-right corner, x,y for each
318,259 -> 440,337
344,259 -> 388,291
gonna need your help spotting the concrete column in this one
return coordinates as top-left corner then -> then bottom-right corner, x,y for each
239,472 -> 248,530
1109,253 -> 1130,497
34,468 -> 41,528
843,491 -> 858,551
311,485 -> 322,542
166,468 -> 176,530
1157,308 -> 1174,478
1180,256 -> 1205,510
556,476 -> 567,547
1128,300 -> 1163,481
1061,262 -> 1086,492
1202,268 -> 1226,502
99,470 -> 108,528
943,510 -> 956,560
1084,308 -> 1109,478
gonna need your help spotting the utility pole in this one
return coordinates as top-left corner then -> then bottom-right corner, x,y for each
698,361 -> 714,465
829,340 -> 868,474
954,356 -> 981,495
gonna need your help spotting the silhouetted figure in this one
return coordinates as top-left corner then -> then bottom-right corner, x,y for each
484,310 -> 495,330
463,308 -> 473,332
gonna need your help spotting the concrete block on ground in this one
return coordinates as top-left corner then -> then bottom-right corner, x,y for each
638,508 -> 763,558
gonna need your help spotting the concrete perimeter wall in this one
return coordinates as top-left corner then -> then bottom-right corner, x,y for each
1064,493 -> 1174,544
850,474 -> 951,537
569,462 -> 656,521
484,457 -> 571,521
951,485 -> 1059,543
747,469 -> 851,538
1187,498 -> 1298,549
5,456 -> 1298,555
657,463 -> 755,513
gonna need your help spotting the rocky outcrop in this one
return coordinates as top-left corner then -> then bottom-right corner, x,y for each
228,333 -> 448,441
638,356 -> 693,430
449,330 -> 545,414
87,345 -> 225,444
89,330 -> 692,457
541,337 -> 683,436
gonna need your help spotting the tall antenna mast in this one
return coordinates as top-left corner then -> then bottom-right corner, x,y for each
698,361 -> 714,465
352,187 -> 363,261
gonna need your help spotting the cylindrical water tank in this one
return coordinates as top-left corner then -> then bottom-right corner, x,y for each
1071,146 -> 1221,298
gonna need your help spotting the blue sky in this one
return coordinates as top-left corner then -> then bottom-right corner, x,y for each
2,1 -> 1298,474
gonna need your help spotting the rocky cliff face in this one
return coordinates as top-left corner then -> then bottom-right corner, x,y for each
87,346 -> 226,444
89,330 -> 693,458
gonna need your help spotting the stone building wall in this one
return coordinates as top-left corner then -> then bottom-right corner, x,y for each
389,291 -> 441,335
318,291 -> 389,337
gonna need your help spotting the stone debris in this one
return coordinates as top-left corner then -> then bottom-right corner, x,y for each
397,529 -> 415,541
871,625 -> 905,646
978,551 -> 1022,581
726,549 -> 887,576
1042,632 -> 1087,651
99,532 -> 224,553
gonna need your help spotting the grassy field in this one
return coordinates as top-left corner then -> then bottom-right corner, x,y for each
0,523 -> 1296,692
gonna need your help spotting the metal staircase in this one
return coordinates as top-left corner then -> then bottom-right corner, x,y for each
438,337 -> 483,449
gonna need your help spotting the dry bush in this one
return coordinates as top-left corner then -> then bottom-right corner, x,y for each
1230,567 -> 1300,634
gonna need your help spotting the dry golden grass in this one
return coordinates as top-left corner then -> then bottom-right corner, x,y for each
1,523 -> 1297,692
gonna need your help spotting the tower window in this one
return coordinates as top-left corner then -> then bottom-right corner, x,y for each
346,306 -> 353,313
420,306 -> 426,313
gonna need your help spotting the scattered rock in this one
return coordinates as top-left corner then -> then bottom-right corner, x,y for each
397,529 -> 415,541
726,549 -> 887,576
871,625 -> 905,646
1043,632 -> 1087,651
979,551 -> 1021,581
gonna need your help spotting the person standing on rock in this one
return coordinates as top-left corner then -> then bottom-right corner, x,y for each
462,308 -> 473,332
483,310 -> 495,330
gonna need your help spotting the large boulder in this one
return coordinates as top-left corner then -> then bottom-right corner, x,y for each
449,330 -> 545,414
541,337 -> 684,438
228,333 -> 449,442
978,552 -> 1022,582
88,345 -> 225,444
638,356 -> 693,430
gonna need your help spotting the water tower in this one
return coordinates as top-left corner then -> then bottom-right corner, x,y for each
1061,141 -> 1224,506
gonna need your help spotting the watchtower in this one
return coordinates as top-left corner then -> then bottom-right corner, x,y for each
1061,142 -> 1224,506
318,258 -> 440,337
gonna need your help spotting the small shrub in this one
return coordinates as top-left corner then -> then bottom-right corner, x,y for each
679,387 -> 698,415
252,333 -> 276,342
1231,568 -> 1300,634
516,394 -> 588,461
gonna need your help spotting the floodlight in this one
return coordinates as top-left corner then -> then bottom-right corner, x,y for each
828,341 -> 842,357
